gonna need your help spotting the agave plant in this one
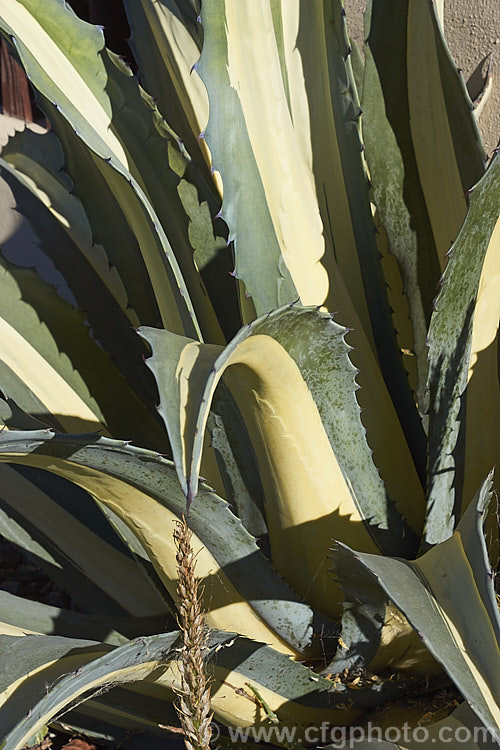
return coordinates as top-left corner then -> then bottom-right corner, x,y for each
0,0 -> 499,748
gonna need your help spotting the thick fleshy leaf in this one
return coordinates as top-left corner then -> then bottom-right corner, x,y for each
0,133 -> 168,426
0,632 -> 180,743
333,702 -> 498,749
286,2 -> 426,471
123,0 -> 211,175
0,0 -> 216,340
329,545 -> 439,679
363,0 -> 487,411
207,381 -> 269,540
1,127 -> 131,321
406,0 -> 486,260
0,634 -> 112,743
0,629 -> 429,748
362,33 -> 429,410
0,590 -> 171,645
6,120 -> 163,332
425,154 -> 500,544
366,0 -> 485,266
0,464 -> 170,616
0,430 -> 325,656
197,1 -> 425,476
0,251 -> 166,448
142,306 -> 424,620
197,0 -> 375,324
336,478 -> 500,743
137,322 -> 265,531
43,87 -> 230,344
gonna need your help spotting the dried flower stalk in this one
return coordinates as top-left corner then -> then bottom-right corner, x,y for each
174,514 -> 213,750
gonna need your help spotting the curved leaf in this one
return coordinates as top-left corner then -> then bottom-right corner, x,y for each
0,590 -> 171,645
0,0 -> 205,339
329,546 -> 439,679
143,307 -> 424,620
0,132 -> 167,427
0,430 -> 325,656
0,464 -> 170,617
0,249 -> 166,450
336,478 -> 500,742
0,630 -> 427,749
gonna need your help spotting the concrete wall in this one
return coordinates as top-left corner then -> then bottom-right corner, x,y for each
344,0 -> 499,157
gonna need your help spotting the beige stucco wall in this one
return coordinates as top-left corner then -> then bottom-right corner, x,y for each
344,0 -> 499,157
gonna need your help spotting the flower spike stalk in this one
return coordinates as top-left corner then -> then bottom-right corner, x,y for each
174,515 -> 214,750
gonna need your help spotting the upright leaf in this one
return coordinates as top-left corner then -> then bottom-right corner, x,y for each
337,479 -> 500,742
123,0 -> 211,175
198,0 -> 426,481
425,155 -> 500,544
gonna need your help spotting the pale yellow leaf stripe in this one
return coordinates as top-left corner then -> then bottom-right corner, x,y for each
158,660 -> 366,732
0,465 -> 167,615
3,0 -> 128,169
225,0 -> 328,306
0,317 -> 106,434
138,0 -> 209,138
0,622 -> 38,637
5,156 -> 133,321
0,646 -> 365,749
415,532 -> 500,726
464,217 -> 500,508
369,604 -> 441,677
0,649 -> 108,720
181,333 -> 381,619
281,0 -> 375,349
2,453 -> 297,657
91,152 -> 188,334
1,2 -> 202,338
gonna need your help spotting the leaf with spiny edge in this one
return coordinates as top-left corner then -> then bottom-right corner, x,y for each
362,24 -> 429,412
330,544 -> 440,680
123,0 -> 212,181
335,477 -> 500,743
142,305 -> 424,622
0,131 -> 163,418
0,463 -> 171,617
363,0 -> 486,391
425,154 -> 500,545
0,429 -> 329,657
198,0 -> 314,317
198,1 -> 425,482
0,251 -> 166,450
0,0 -> 213,341
405,0 -> 485,264
0,629 -> 429,749
1,125 -> 130,321
0,634 -> 180,743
